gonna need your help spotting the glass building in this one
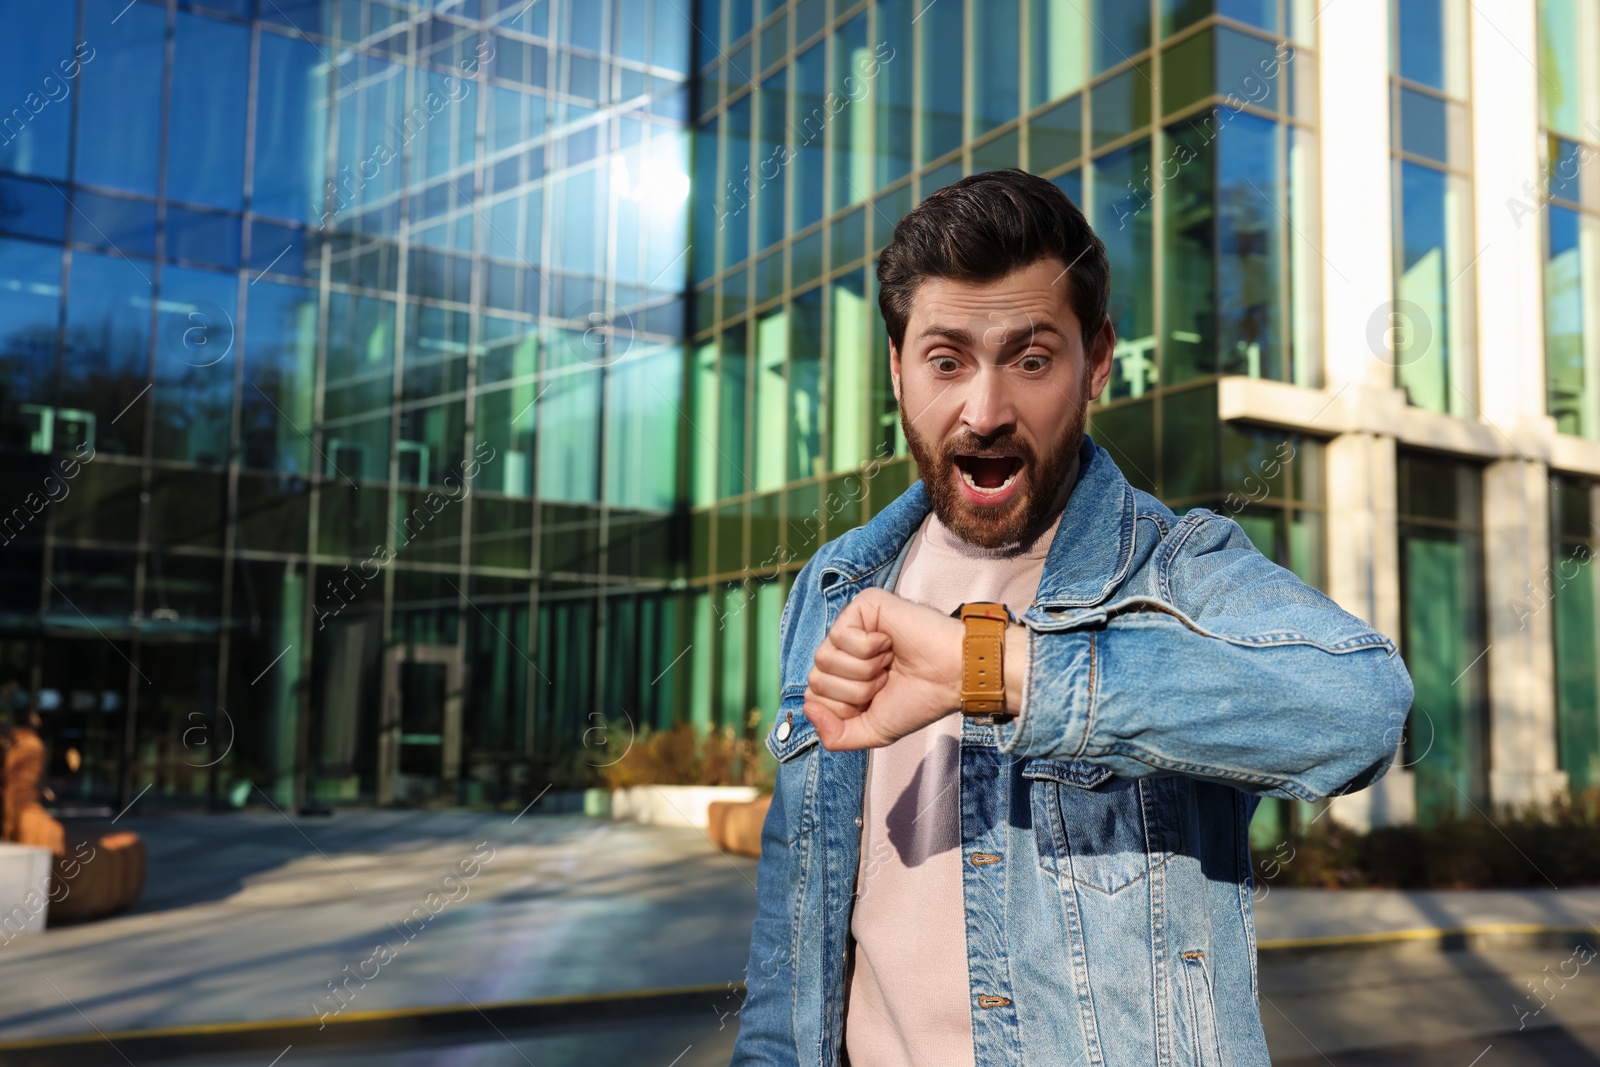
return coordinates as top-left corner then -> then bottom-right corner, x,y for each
0,0 -> 1595,830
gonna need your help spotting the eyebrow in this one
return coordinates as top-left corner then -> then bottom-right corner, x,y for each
916,321 -> 1067,347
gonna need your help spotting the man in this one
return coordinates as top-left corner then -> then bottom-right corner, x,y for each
730,169 -> 1414,1066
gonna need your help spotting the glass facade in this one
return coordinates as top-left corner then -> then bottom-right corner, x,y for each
0,0 -> 693,809
1550,476 -> 1600,795
1390,0 -> 1474,415
1397,450 -> 1487,822
1537,0 -> 1600,437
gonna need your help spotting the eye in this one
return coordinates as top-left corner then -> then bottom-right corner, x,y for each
931,355 -> 961,374
1017,354 -> 1049,373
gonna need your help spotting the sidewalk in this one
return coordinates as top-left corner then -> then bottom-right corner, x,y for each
0,810 -> 1594,1044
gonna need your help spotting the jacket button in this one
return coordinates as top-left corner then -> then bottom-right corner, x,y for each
776,720 -> 792,742
855,816 -> 863,828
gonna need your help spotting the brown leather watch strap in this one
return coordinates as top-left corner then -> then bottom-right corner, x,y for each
955,602 -> 1011,717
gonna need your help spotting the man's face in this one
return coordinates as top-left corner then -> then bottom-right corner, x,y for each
891,256 -> 1115,550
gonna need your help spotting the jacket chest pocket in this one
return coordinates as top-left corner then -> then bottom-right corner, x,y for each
1022,759 -> 1183,895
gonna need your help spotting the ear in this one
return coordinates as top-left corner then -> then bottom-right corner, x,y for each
889,337 -> 902,405
1087,317 -> 1116,401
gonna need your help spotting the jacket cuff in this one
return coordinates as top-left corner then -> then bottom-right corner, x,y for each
1000,628 -> 1096,758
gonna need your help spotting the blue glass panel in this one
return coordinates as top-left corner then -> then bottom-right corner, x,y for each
0,175 -> 67,242
729,0 -> 754,42
757,72 -> 787,248
1399,87 -> 1447,163
249,220 -> 308,278
919,0 -> 963,163
167,208 -> 242,268
71,191 -> 157,258
1091,0 -> 1152,74
723,95 -> 751,268
1547,206 -> 1585,436
62,250 -> 154,456
0,237 -> 63,440
240,280 -> 316,474
258,0 -> 332,34
169,13 -> 250,211
1397,0 -> 1444,89
0,1 -> 78,180
974,0 -> 1021,135
255,32 -> 328,225
76,0 -> 165,197
792,41 -> 826,230
830,12 -> 868,212
153,265 -> 237,464
1548,137 -> 1583,205
1052,167 -> 1083,207
1093,140 -> 1155,400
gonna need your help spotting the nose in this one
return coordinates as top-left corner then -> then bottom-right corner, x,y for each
960,363 -> 1017,439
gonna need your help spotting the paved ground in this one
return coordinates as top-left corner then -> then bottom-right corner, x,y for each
0,810 -> 1597,1065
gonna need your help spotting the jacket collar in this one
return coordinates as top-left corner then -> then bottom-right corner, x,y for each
816,435 -> 1136,609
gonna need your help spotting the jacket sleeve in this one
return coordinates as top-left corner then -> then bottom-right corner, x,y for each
1001,510 -> 1415,801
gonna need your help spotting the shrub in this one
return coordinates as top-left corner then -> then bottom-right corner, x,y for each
1258,788 -> 1600,889
601,724 -> 774,790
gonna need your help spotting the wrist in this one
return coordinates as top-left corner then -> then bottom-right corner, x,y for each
1003,624 -> 1028,716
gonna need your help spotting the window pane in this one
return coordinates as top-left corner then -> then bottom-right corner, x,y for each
828,270 -> 869,472
169,13 -> 250,211
829,13 -> 869,212
973,0 -> 1020,136
1090,62 -> 1152,149
754,305 -> 786,489
0,237 -> 62,449
1090,0 -> 1152,74
757,72 -> 786,249
793,41 -> 826,229
153,265 -> 236,465
918,0 -> 963,163
0,1 -> 77,180
1396,161 -> 1472,414
875,0 -> 914,188
788,287 -> 822,480
1094,140 -> 1155,400
537,341 -> 600,502
722,95 -> 751,268
254,31 -> 330,225
718,322 -> 748,497
62,250 -> 153,457
75,0 -> 165,197
1031,0 -> 1087,107
1030,95 -> 1083,172
1539,0 -> 1581,136
1545,206 -> 1588,436
605,343 -> 680,509
1397,0 -> 1444,88
241,280 -> 316,475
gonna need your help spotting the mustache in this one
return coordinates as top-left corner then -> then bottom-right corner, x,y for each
936,433 -> 1038,467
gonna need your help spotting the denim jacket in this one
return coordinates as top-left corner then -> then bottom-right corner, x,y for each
731,436 -> 1414,1067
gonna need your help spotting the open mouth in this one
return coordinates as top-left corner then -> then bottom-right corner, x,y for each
953,453 -> 1024,497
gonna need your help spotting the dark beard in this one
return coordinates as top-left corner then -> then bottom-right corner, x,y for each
900,374 -> 1091,552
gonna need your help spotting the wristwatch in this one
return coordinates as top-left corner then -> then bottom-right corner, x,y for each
950,602 -> 1014,718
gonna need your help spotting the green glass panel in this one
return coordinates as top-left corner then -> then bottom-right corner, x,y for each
690,589 -> 714,729
1402,527 -> 1487,823
750,490 -> 781,570
1397,450 -> 1480,525
973,0 -> 1021,136
786,481 -> 822,562
1089,399 -> 1156,494
1031,0 -> 1087,107
1539,0 -> 1581,136
1161,384 -> 1218,499
147,467 -> 226,549
471,495 -> 533,570
830,207 -> 865,270
719,583 -> 749,728
973,128 -> 1021,172
754,578 -> 783,732
692,340 -> 719,506
1554,540 -> 1600,793
1090,61 -> 1152,148
755,306 -> 788,489
1029,94 -> 1083,172
830,13 -> 871,211
719,323 -> 749,498
1090,0 -> 1152,74
828,269 -> 871,472
919,0 -> 964,163
716,500 -> 745,573
1288,508 -> 1323,588
874,0 -> 914,188
1162,28 -> 1214,116
604,343 -> 680,510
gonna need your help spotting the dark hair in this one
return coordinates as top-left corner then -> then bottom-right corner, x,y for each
875,169 -> 1110,354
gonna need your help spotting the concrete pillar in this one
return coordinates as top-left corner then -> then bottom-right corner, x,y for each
1484,459 -> 1568,809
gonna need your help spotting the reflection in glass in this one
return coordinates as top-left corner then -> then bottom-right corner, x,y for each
1094,141 -> 1155,400
169,13 -> 249,211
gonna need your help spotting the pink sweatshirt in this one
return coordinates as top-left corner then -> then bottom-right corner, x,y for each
842,505 -> 1064,1067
